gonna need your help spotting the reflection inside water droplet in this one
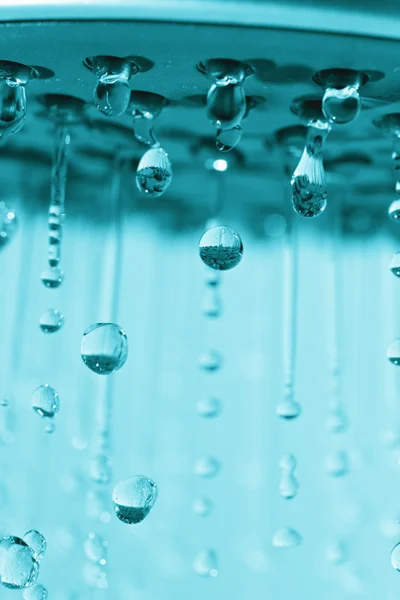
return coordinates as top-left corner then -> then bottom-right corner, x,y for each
193,548 -> 218,578
39,309 -> 64,333
322,86 -> 361,125
272,527 -> 302,549
112,475 -> 158,525
136,147 -> 172,198
40,266 -> 64,289
199,225 -> 243,271
81,323 -> 128,375
0,536 -> 39,589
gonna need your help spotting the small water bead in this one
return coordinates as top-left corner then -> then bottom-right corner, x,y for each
0,202 -> 17,248
40,267 -> 64,289
216,125 -> 243,152
89,453 -> 112,485
32,385 -> 59,419
84,533 -> 108,566
0,398 -> 8,407
389,199 -> 400,221
387,339 -> 400,366
279,453 -> 297,470
199,226 -> 243,271
136,147 -> 172,198
81,323 -> 128,375
326,540 -> 348,566
390,252 -> 400,277
272,527 -> 302,549
193,548 -> 218,578
322,86 -> 361,124
391,542 -> 400,571
279,471 -> 299,500
23,531 -> 46,562
23,584 -> 48,600
0,536 -> 39,589
43,418 -> 55,434
326,406 -> 349,433
276,398 -> 301,420
192,496 -> 214,517
0,80 -> 26,137
94,74 -> 131,117
112,475 -> 158,525
198,350 -> 222,372
39,308 -> 64,333
194,456 -> 221,478
325,450 -> 349,477
196,397 -> 222,419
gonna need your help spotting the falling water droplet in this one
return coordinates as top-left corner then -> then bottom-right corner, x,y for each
39,309 -> 64,333
89,453 -> 112,485
32,385 -> 60,421
0,536 -> 39,589
81,323 -> 128,375
391,542 -> 400,571
22,584 -> 48,599
23,531 -> 46,562
390,252 -> 400,277
322,86 -> 361,124
0,202 -> 17,248
40,266 -> 64,289
326,540 -> 348,565
84,533 -> 108,566
202,286 -> 222,318
216,125 -> 243,152
194,456 -> 221,478
279,453 -> 299,499
196,397 -> 222,418
198,350 -> 222,372
94,74 -> 131,117
136,147 -> 172,198
325,450 -> 349,477
193,548 -> 218,578
387,339 -> 400,365
199,225 -> 243,271
389,200 -> 400,222
0,80 -> 26,136
276,398 -> 301,420
192,496 -> 214,517
0,398 -> 9,407
272,528 -> 302,549
326,406 -> 348,433
43,418 -> 55,434
112,475 -> 158,525
279,453 -> 297,470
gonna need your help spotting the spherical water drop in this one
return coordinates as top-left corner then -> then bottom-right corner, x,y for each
194,456 -> 221,478
390,252 -> 400,277
0,536 -> 39,589
84,533 -> 108,566
89,453 -> 112,484
389,200 -> 400,222
272,527 -> 302,549
32,385 -> 59,419
387,339 -> 400,366
198,350 -> 222,372
326,540 -> 347,565
291,173 -> 327,218
325,450 -> 349,477
199,225 -> 243,271
81,323 -> 128,375
193,548 -> 218,578
0,81 -> 26,136
276,398 -> 301,420
39,309 -> 64,333
192,496 -> 214,517
136,147 -> 172,198
196,397 -> 222,418
322,86 -> 361,124
112,475 -> 158,525
326,406 -> 349,433
0,398 -> 9,407
43,418 -> 55,434
0,202 -> 17,248
207,81 -> 246,129
94,75 -> 131,117
23,531 -> 46,562
391,542 -> 400,571
216,125 -> 243,152
23,583 -> 48,599
40,267 -> 64,289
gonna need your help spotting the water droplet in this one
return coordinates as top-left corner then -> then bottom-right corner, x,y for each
193,548 -> 218,578
89,453 -> 112,484
272,528 -> 302,549
43,418 -> 55,434
196,397 -> 222,418
40,266 -> 64,289
0,202 -> 17,248
0,536 -> 39,589
194,456 -> 221,478
0,399 -> 8,407
388,339 -> 400,365
276,398 -> 301,420
199,225 -> 243,271
81,323 -> 128,375
325,450 -> 349,477
391,252 -> 400,277
391,542 -> 400,570
94,75 -> 131,117
279,453 -> 297,470
32,385 -> 59,419
198,350 -> 222,372
279,471 -> 299,500
322,86 -> 361,124
389,200 -> 400,222
216,125 -> 243,152
206,81 -> 246,129
136,147 -> 172,198
326,406 -> 348,433
326,540 -> 347,565
192,496 -> 214,517
0,81 -> 26,136
84,533 -> 108,566
22,583 -> 48,600
23,531 -> 46,562
112,475 -> 157,525
202,286 -> 222,317
39,309 -> 64,333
